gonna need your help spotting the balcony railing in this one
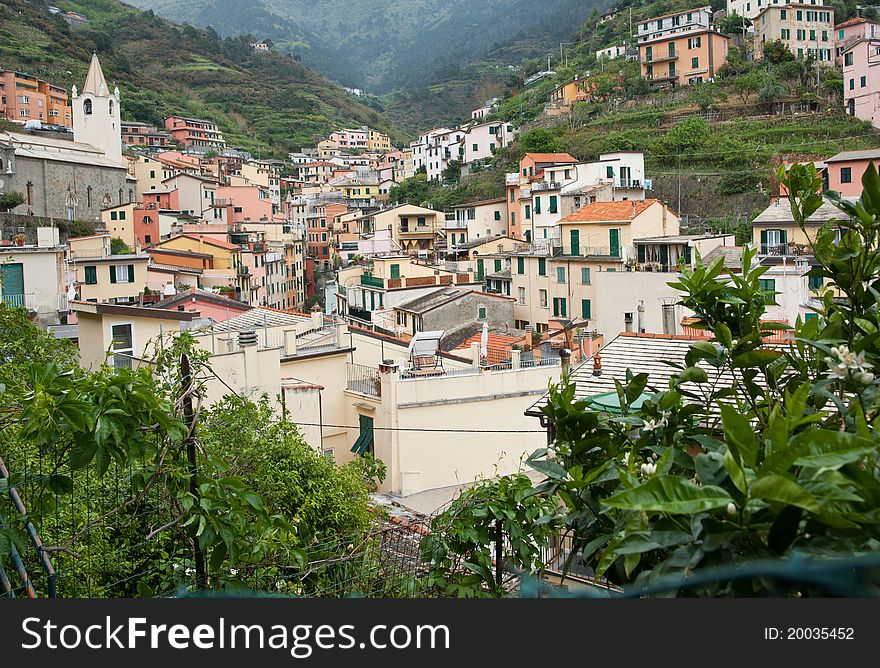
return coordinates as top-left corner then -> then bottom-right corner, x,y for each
0,293 -> 37,310
532,181 -> 561,192
346,363 -> 382,398
643,52 -> 678,64
360,274 -> 384,288
760,243 -> 810,257
616,179 -> 643,189
445,220 -> 468,229
348,305 -> 372,322
237,266 -> 251,277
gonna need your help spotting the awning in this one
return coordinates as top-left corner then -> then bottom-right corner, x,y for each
584,391 -> 653,414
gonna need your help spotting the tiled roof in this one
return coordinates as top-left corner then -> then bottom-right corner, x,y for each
752,198 -> 849,225
205,306 -> 310,333
523,152 -> 578,163
396,288 -> 473,314
559,199 -> 660,223
835,17 -> 868,28
702,245 -> 744,270
825,148 -> 880,163
452,330 -> 525,364
525,332 -> 744,417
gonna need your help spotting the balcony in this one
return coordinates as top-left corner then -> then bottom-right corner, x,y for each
236,266 -> 250,277
760,243 -> 811,257
445,219 -> 468,229
346,363 -> 381,398
532,181 -> 561,192
398,225 -> 436,237
360,274 -> 384,288
0,293 -> 37,311
348,305 -> 372,322
643,52 -> 678,64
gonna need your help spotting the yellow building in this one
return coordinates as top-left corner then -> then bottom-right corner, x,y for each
67,234 -> 150,304
368,128 -> 392,152
100,202 -> 136,248
373,204 -> 445,255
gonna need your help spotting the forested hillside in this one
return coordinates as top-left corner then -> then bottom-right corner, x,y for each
0,0 -> 406,155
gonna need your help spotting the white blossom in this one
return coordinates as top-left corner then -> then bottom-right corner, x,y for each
726,503 -> 737,517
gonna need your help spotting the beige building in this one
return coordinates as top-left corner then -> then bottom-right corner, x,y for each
67,234 -> 150,304
368,128 -> 392,152
100,202 -> 136,247
754,4 -> 834,61
446,198 -> 508,251
0,227 -> 66,325
373,204 -> 445,256
126,154 -> 175,198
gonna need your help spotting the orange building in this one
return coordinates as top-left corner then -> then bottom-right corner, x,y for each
163,115 -> 226,150
0,70 -> 71,127
639,29 -> 729,88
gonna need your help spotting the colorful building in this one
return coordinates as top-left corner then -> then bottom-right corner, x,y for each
754,4 -> 834,61
163,115 -> 226,150
0,70 -> 71,127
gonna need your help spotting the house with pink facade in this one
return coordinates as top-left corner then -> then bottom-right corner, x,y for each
152,287 -> 252,321
213,185 -> 274,224
835,17 -> 880,62
825,148 -> 880,196
841,24 -> 880,128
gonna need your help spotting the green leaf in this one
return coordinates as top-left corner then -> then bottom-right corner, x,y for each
721,404 -> 758,467
723,448 -> 747,493
732,349 -> 783,368
604,475 -> 733,514
750,475 -> 820,513
528,459 -> 568,481
793,431 -> 877,469
678,366 -> 709,383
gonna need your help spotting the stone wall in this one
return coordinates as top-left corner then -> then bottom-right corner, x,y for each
0,148 -> 130,222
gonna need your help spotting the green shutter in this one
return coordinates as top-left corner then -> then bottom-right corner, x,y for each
128,264 -> 135,283
351,415 -> 374,455
109,266 -> 116,284
517,257 -> 524,274
494,259 -> 502,272
549,196 -> 557,213
494,210 -> 501,220
581,267 -> 591,284
477,259 -> 484,280
581,299 -> 591,319
552,298 -> 559,317
534,197 -> 541,214
609,229 -> 620,257
779,229 -> 787,245
560,298 -> 567,317
570,229 -> 580,256
538,258 -> 546,276
390,263 -> 400,279
760,229 -> 768,253
84,265 -> 97,285
0,263 -> 24,298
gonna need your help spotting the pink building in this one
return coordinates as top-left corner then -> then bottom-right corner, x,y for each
214,185 -> 274,224
841,29 -> 880,128
824,149 -> 880,196
152,287 -> 252,321
835,17 -> 880,62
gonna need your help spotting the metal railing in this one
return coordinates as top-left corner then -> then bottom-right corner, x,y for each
347,363 -> 382,397
360,274 -> 384,288
0,293 -> 37,310
532,181 -> 561,192
760,243 -> 810,257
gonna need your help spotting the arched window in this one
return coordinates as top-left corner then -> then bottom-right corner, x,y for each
83,98 -> 92,115
109,99 -> 114,116
86,186 -> 93,208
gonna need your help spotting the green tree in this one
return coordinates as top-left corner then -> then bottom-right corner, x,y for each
110,237 -> 133,255
0,191 -> 25,212
517,127 -> 562,154
762,40 -> 796,64
691,82 -> 728,112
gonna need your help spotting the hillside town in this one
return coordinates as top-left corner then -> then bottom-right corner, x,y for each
0,0 -> 879,604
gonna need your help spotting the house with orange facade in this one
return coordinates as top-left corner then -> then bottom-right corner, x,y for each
637,7 -> 729,87
0,70 -> 71,127
163,115 -> 226,150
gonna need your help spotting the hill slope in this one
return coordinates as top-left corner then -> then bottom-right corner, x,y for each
129,0 -> 605,96
0,0 -> 405,155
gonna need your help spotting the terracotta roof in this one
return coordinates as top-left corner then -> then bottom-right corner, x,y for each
523,152 -> 578,164
835,17 -> 868,29
453,331 -> 524,364
558,199 -> 660,223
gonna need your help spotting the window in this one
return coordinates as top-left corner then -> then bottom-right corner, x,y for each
556,266 -> 566,283
691,57 -> 699,68
510,189 -> 515,202
110,264 -> 134,284
538,257 -> 546,276
552,297 -> 567,317
844,52 -> 853,66
534,197 -> 541,214
539,289 -> 548,308
494,259 -> 502,272
808,274 -> 823,290
494,210 -> 501,221
581,299 -> 592,319
861,76 -> 867,88
110,324 -> 133,369
849,78 -> 855,91
781,29 -> 790,39
581,267 -> 591,284
759,278 -> 777,303
84,266 -> 98,284
478,305 -> 487,320
83,98 -> 92,115
472,144 -> 478,151
841,167 -> 852,183
390,263 -> 400,279
525,204 -> 531,219
796,10 -> 802,20
781,9 -> 787,19
119,211 -> 126,220
518,287 -> 526,305
549,195 -> 558,214
687,36 -> 701,49
517,257 -> 525,274
110,211 -> 117,221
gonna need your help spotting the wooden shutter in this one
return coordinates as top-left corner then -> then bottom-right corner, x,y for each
128,264 -> 135,283
109,266 -> 116,283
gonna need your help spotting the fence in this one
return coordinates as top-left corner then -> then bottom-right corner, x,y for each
347,363 -> 382,397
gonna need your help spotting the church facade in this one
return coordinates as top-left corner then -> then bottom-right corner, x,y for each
0,54 -> 132,223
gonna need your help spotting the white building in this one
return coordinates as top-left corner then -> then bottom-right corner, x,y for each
636,5 -> 712,43
726,0 -> 826,23
461,120 -> 515,165
596,44 -> 628,60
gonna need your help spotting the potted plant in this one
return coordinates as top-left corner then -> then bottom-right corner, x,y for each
14,233 -> 27,247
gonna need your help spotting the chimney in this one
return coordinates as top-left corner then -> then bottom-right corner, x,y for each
238,329 -> 257,347
560,347 -> 572,376
631,200 -> 637,217
592,353 -> 602,376
624,312 -> 634,333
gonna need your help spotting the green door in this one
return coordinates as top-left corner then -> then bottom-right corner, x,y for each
390,263 -> 400,279
609,229 -> 620,257
477,258 -> 484,280
1,263 -> 24,305
570,229 -> 580,256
